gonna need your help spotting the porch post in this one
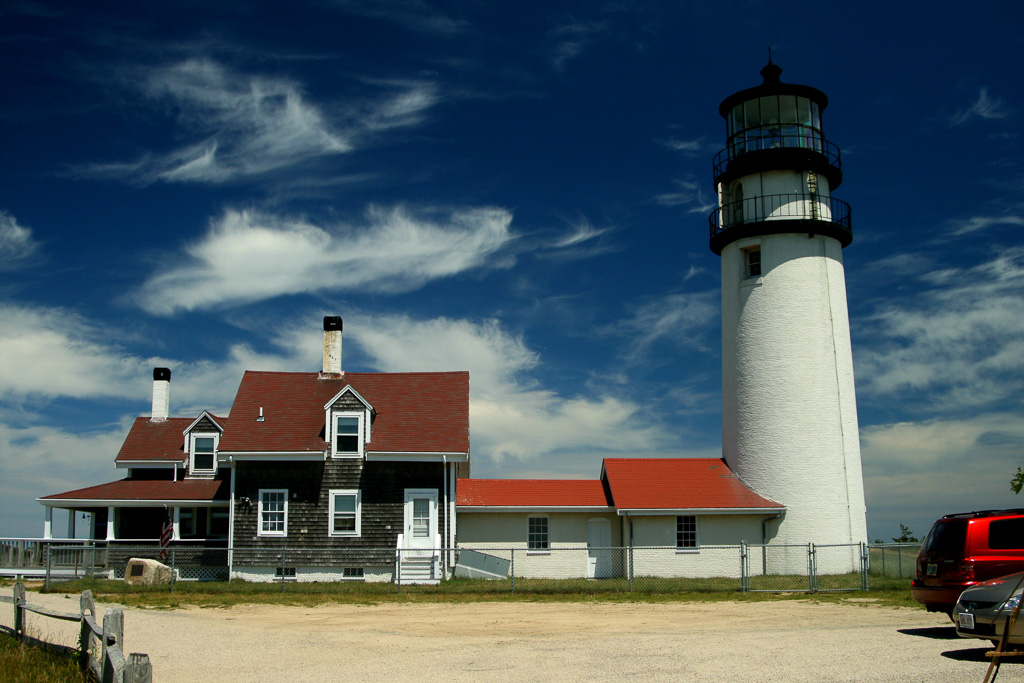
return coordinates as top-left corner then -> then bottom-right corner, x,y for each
172,506 -> 180,540
105,506 -> 115,541
43,506 -> 53,539
67,508 -> 76,538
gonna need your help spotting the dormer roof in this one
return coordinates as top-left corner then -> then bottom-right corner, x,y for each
183,410 -> 225,435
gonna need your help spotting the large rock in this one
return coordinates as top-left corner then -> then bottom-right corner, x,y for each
125,558 -> 174,586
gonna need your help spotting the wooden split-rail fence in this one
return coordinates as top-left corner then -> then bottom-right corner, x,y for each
1,581 -> 152,683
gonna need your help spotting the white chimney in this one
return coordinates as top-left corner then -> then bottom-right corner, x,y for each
151,367 -> 171,421
322,316 -> 343,376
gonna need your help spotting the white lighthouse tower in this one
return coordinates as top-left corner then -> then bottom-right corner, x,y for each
711,61 -> 868,557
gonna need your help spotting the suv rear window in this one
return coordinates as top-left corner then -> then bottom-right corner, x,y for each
988,519 -> 1024,550
922,520 -> 967,557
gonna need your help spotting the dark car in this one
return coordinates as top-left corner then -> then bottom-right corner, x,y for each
953,571 -> 1024,646
911,509 -> 1024,617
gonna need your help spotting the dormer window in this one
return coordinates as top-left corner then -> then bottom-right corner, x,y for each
190,434 -> 218,474
332,413 -> 364,458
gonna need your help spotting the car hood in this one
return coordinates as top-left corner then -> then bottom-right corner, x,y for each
959,572 -> 1024,602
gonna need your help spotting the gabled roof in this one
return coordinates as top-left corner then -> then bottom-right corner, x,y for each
39,478 -> 228,505
458,479 -> 611,507
602,458 -> 783,511
116,415 -> 228,464
218,371 -> 469,454
183,411 -> 225,435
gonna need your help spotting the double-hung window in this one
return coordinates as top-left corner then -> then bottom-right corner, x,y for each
676,515 -> 698,550
190,435 -> 217,474
259,489 -> 288,537
333,413 -> 362,457
743,246 -> 762,279
329,490 -> 361,536
528,516 -> 549,552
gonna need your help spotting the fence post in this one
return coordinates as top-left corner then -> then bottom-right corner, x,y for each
509,549 -> 514,594
396,548 -> 401,594
861,542 -> 869,591
80,590 -> 95,675
808,543 -> 817,593
280,547 -> 287,594
45,543 -> 52,591
13,581 -> 25,638
101,608 -> 123,682
740,542 -> 747,593
170,549 -> 176,593
126,653 -> 153,683
628,545 -> 633,593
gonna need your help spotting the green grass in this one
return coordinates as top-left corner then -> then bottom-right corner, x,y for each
0,632 -> 86,683
39,574 -> 919,611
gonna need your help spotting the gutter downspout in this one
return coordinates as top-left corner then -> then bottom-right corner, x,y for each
443,454 -> 448,577
762,512 -> 784,575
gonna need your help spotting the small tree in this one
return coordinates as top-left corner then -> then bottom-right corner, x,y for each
1012,467 -> 1024,494
892,523 -> 919,543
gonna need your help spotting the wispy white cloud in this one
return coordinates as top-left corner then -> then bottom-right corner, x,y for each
536,216 -> 616,261
78,59 -> 441,185
350,312 -> 678,470
0,210 -> 40,269
615,291 -> 718,364
948,214 -> 1024,237
660,136 -> 715,157
948,87 -> 1010,126
328,0 -> 469,35
653,177 -> 716,213
132,204 -> 517,315
855,247 -> 1024,412
549,20 -> 607,71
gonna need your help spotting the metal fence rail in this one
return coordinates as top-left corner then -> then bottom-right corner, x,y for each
13,541 -> 922,595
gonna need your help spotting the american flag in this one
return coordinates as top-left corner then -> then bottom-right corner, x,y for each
159,507 -> 173,562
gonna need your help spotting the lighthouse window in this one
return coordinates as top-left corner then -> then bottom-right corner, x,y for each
744,247 -> 762,278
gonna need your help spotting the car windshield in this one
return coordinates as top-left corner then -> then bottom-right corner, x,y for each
922,520 -> 967,557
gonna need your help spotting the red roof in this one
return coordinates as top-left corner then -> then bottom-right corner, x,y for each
39,478 -> 228,503
115,415 -> 227,464
458,479 -> 610,507
602,458 -> 783,510
218,371 -> 469,454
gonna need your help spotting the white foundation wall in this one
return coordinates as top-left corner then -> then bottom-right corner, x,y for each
627,515 -> 763,578
458,511 -> 621,579
721,232 -> 867,557
231,566 -> 391,583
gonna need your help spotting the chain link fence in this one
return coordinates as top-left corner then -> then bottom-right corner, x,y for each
5,541 -> 918,595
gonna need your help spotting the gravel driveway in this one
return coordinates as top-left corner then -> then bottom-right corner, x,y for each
8,590 -> 1024,682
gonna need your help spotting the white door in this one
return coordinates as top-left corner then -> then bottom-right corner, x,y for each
404,489 -> 438,553
587,518 -> 612,578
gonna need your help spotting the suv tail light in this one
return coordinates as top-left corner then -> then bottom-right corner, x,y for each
951,561 -> 975,581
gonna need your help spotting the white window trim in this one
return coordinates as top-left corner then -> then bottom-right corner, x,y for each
527,515 -> 550,554
331,411 -> 365,458
741,245 -> 763,282
258,488 -> 288,537
329,489 -> 362,537
189,433 -> 219,475
675,514 -> 699,554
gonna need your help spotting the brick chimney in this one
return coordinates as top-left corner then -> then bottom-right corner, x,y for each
151,367 -> 171,421
322,316 -> 343,376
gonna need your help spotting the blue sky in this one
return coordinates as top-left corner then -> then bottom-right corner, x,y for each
2,1 -> 1022,542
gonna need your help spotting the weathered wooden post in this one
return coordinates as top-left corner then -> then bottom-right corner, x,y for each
101,608 -> 123,683
126,653 -> 153,683
80,590 -> 95,672
13,581 -> 26,638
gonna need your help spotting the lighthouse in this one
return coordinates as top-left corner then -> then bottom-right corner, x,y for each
711,62 -> 868,556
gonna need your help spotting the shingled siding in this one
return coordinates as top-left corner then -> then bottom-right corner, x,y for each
233,459 -> 447,567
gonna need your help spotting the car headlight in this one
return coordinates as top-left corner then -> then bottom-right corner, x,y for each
1000,594 -> 1021,612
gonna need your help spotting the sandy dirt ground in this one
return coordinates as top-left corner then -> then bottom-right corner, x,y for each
7,590 -> 1024,682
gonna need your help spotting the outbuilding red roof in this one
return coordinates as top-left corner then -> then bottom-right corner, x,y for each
218,371 -> 470,454
602,458 -> 783,511
39,478 -> 228,503
458,479 -> 611,507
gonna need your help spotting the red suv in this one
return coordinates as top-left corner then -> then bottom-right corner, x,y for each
912,509 -> 1024,616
